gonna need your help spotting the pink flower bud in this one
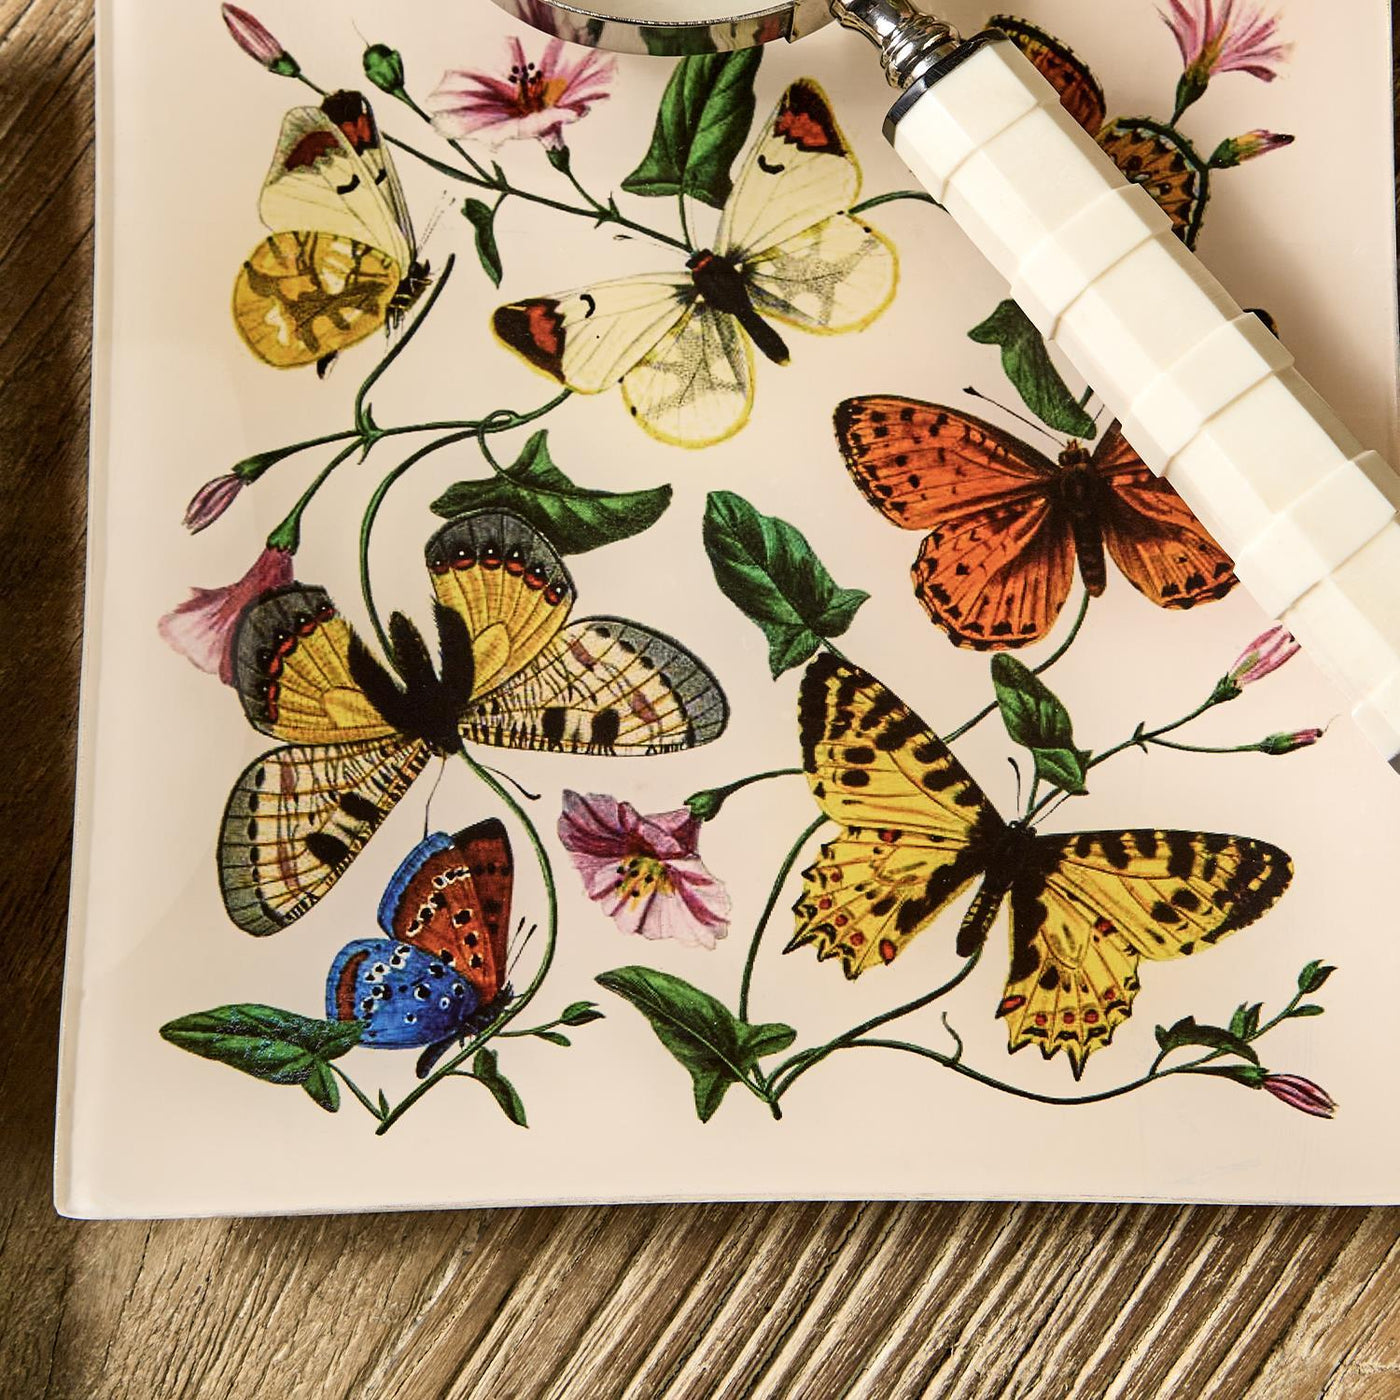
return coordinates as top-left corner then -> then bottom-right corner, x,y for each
1258,728 -> 1324,755
1210,130 -> 1295,168
1262,1073 -> 1336,1119
1216,625 -> 1300,699
182,473 -> 244,533
221,5 -> 299,76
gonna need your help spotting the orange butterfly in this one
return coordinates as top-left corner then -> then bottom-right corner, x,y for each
834,397 -> 1237,650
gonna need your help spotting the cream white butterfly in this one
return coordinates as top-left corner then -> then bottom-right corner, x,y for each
234,90 -> 428,372
492,80 -> 898,448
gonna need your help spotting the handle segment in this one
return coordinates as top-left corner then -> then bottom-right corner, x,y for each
885,35 -> 1400,764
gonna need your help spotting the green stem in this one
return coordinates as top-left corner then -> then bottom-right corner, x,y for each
354,255 -> 458,438
329,1063 -> 384,1121
1024,694 -> 1222,825
265,440 -> 361,552
678,194 -> 695,251
398,90 -> 492,182
942,587 -> 1091,745
840,1038 -> 1216,1106
1148,737 -> 1262,756
738,815 -> 826,1023
849,190 -> 944,214
376,750 -> 560,1135
768,947 -> 983,1101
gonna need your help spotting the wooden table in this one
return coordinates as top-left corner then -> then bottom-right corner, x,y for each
4,2 -> 1400,1395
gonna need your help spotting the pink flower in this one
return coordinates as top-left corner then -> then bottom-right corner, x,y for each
429,39 -> 615,151
1214,625 -> 1299,700
182,473 -> 244,533
1262,1073 -> 1336,1119
1162,0 -> 1291,119
1209,129 -> 1295,168
221,4 -> 299,76
558,791 -> 731,948
158,546 -> 293,685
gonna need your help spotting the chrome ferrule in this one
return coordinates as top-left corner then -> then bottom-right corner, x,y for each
826,0 -> 962,90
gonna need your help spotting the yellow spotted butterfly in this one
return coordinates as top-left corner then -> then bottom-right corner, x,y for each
219,509 -> 728,935
789,654 -> 1293,1076
233,90 -> 429,372
492,80 -> 897,449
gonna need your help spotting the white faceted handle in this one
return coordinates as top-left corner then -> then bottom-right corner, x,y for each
886,36 -> 1400,764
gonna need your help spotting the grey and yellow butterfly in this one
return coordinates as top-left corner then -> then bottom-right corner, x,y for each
789,653 -> 1293,1077
219,509 -> 728,935
492,80 -> 898,448
234,89 -> 428,372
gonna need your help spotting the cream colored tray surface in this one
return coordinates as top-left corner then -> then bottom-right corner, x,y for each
59,0 -> 1400,1217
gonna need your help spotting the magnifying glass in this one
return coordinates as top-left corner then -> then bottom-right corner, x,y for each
490,0 -> 1400,772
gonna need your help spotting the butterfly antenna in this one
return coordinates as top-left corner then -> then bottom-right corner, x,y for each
422,756 -> 448,838
1033,789 -> 1076,827
480,764 -> 541,802
506,918 -> 539,979
420,193 -> 453,252
1008,756 -> 1023,811
963,386 -> 1068,446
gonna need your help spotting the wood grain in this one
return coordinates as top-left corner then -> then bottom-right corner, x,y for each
2,1 -> 1399,1396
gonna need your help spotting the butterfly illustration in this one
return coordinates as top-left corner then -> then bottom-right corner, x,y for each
789,654 -> 1293,1075
990,14 -> 1210,247
219,508 -> 728,935
834,396 -> 1237,649
327,821 -> 518,1077
492,80 -> 897,448
233,89 -> 429,372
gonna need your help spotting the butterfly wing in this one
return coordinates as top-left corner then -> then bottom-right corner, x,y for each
377,820 -> 514,999
789,654 -> 1004,976
492,276 -> 693,393
621,303 -> 754,448
835,398 -> 1075,649
1002,829 -> 1293,1076
258,93 -> 411,271
718,81 -> 862,264
461,617 -> 729,755
990,15 -> 1107,134
1091,422 -> 1237,610
1098,118 -> 1210,248
231,584 -> 398,745
233,231 -> 403,368
744,212 -> 897,336
220,735 -> 431,936
327,939 -> 483,1049
426,509 -> 576,696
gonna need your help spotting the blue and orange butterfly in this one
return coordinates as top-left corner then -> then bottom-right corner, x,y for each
328,820 -> 519,1076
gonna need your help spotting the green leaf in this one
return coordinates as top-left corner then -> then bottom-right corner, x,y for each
1229,1002 -> 1263,1040
1153,1016 -> 1260,1065
621,51 -> 762,209
968,300 -> 1097,439
1290,1004 -> 1327,1018
560,1001 -> 605,1027
702,490 -> 869,679
597,966 -> 794,1122
533,1031 -> 572,1046
472,1047 -> 528,1127
377,1088 -> 390,1118
431,431 -> 671,554
1297,960 -> 1336,995
461,198 -> 503,287
302,1062 -> 341,1113
159,1005 -> 362,1085
991,655 -> 1090,795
